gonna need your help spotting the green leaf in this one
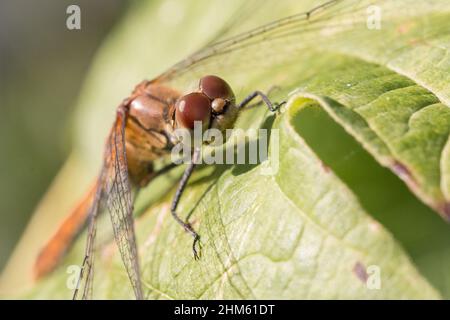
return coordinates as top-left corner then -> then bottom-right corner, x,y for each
26,100 -> 440,299
4,0 -> 450,299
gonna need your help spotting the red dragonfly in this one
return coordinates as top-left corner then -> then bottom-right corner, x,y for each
34,0 -> 349,299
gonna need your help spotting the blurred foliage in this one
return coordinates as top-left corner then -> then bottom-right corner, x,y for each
0,0 -> 126,270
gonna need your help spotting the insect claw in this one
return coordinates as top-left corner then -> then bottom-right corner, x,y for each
274,100 -> 287,114
192,235 -> 201,260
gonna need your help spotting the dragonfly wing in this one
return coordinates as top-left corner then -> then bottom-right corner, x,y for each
103,105 -> 144,300
155,0 -> 348,84
73,175 -> 104,300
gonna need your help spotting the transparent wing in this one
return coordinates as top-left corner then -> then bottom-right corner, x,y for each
155,0 -> 361,85
75,104 -> 143,300
73,175 -> 103,300
103,104 -> 143,300
153,0 -> 415,99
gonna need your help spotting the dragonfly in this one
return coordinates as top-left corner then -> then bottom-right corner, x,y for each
33,0 -> 378,299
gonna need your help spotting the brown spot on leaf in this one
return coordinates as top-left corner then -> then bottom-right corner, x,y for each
353,261 -> 368,283
391,161 -> 417,186
320,161 -> 331,173
437,202 -> 450,223
391,161 -> 450,222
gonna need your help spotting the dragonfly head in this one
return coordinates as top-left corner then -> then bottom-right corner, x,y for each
174,75 -> 238,143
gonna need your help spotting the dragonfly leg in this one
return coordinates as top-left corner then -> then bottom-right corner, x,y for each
239,86 -> 282,110
237,90 -> 286,112
170,147 -> 201,260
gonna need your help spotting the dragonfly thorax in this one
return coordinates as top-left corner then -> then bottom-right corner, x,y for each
125,82 -> 181,185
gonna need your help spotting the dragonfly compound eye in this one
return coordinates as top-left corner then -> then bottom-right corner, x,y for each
199,75 -> 235,107
175,92 -> 211,130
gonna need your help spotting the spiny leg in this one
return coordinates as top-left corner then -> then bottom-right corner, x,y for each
237,90 -> 285,112
170,147 -> 201,259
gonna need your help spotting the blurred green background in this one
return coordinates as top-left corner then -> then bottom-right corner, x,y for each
0,0 -> 127,271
